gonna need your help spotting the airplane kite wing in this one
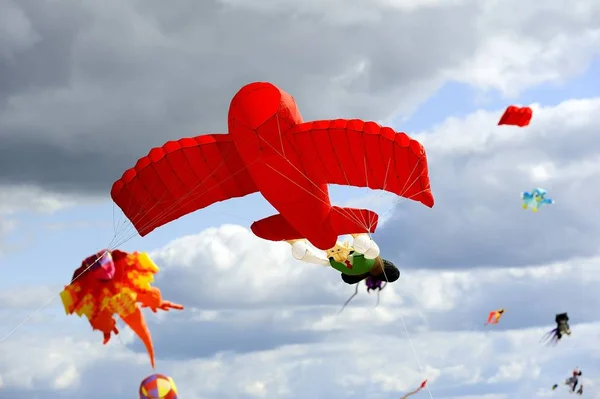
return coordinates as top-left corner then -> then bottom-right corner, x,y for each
111,134 -> 259,236
290,119 -> 434,208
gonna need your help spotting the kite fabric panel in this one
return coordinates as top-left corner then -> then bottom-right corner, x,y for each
291,119 -> 434,208
111,134 -> 259,236
498,105 -> 532,127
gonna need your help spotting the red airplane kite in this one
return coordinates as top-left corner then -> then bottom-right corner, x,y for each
111,82 -> 434,250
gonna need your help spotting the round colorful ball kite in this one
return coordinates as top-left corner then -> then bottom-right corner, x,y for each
139,374 -> 178,399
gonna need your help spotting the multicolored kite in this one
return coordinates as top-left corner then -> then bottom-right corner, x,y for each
522,188 -> 554,212
485,309 -> 505,326
60,250 -> 183,368
139,373 -> 178,399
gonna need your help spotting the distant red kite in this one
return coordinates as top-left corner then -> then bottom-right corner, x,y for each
498,105 -> 532,127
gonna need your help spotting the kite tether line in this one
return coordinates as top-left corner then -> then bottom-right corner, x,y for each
267,110 -> 435,399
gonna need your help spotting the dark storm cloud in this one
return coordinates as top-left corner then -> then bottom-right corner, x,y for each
1,0 -> 484,193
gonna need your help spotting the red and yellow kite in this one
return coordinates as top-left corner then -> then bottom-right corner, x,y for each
485,309 -> 505,326
60,250 -> 183,368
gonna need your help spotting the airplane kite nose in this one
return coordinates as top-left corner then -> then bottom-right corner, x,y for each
229,82 -> 283,130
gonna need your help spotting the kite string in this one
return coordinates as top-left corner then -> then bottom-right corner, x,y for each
358,144 -> 434,398
108,136 -> 261,247
1,126 -> 324,344
112,155 -> 264,248
269,109 -> 408,232
263,115 -> 428,234
0,242 -> 117,343
1,108 -> 428,363
362,228 -> 434,399
398,311 -> 434,399
0,156 -> 240,343
269,112 -> 435,397
269,119 -> 436,394
331,147 -> 434,398
0,134 -> 293,344
1,290 -> 72,343
110,149 -> 238,244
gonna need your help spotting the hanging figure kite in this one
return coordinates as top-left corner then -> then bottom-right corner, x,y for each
541,313 -> 571,346
60,250 -> 184,368
399,380 -> 428,399
484,308 -> 505,326
552,368 -> 582,394
111,82 -> 434,269
287,234 -> 399,313
522,188 -> 554,212
498,105 -> 533,127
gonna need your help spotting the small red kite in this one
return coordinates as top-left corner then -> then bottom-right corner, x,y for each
498,105 -> 532,127
399,380 -> 428,399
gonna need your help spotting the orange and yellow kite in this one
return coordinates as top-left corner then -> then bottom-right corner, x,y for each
59,250 -> 183,368
485,309 -> 505,326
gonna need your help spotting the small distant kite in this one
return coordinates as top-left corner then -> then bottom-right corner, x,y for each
400,380 -> 428,399
541,313 -> 571,346
111,82 -> 434,253
552,368 -> 582,395
498,105 -> 533,127
521,188 -> 554,212
484,309 -> 505,326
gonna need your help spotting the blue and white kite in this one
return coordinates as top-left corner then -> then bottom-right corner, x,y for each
521,188 -> 554,212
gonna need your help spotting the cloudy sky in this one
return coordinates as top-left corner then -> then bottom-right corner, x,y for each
1,0 -> 600,398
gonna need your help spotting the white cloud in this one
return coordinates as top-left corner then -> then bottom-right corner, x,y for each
487,360 -> 538,383
0,185 -> 107,255
1,223 -> 600,397
0,185 -> 76,215
0,0 -> 40,59
4,98 -> 600,398
343,191 -> 399,227
450,1 -> 600,96
1,1 -> 599,398
217,0 -> 600,99
377,97 -> 600,269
